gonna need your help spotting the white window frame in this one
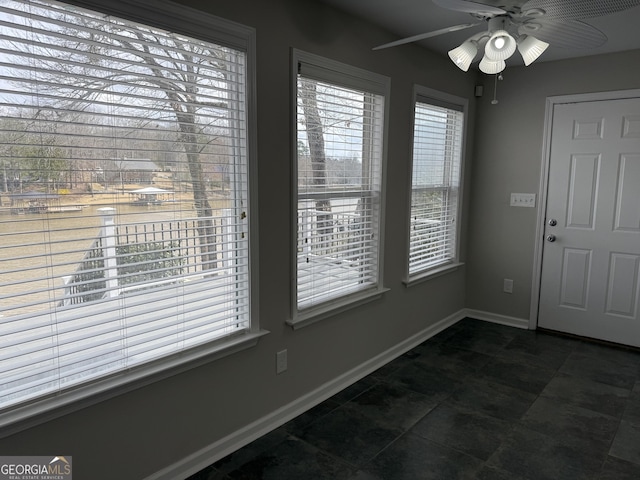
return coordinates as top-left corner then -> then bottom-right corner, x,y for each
0,0 -> 263,435
405,86 -> 467,284
289,50 -> 390,329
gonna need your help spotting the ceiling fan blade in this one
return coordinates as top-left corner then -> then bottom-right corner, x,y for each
521,0 -> 640,21
373,23 -> 480,50
519,19 -> 607,49
432,0 -> 506,16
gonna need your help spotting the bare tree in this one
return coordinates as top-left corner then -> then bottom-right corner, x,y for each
5,3 -> 240,270
299,78 -> 330,210
299,78 -> 333,241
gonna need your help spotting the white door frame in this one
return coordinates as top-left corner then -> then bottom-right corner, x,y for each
529,88 -> 640,330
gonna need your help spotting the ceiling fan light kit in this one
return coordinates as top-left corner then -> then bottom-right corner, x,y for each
446,16 -> 546,74
452,17 -> 540,73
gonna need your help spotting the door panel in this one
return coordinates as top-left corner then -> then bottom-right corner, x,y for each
615,154 -> 640,231
539,98 -> 640,347
605,253 -> 639,317
566,154 -> 599,229
559,248 -> 591,309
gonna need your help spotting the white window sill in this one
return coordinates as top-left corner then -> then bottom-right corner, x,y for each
0,329 -> 269,438
287,287 -> 390,330
404,262 -> 464,287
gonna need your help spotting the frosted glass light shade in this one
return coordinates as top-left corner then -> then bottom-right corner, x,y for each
448,40 -> 478,71
479,55 -> 506,74
517,34 -> 549,66
485,30 -> 516,61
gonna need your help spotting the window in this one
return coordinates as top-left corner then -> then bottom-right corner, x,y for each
407,87 -> 466,280
0,0 -> 258,425
291,50 -> 389,326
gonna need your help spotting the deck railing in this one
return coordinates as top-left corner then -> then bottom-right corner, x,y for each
60,208 -> 233,306
298,209 -> 367,266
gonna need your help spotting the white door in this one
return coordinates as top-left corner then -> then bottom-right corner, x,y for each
538,97 -> 640,347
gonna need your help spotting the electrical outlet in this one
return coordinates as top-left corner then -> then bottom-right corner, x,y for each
276,349 -> 287,374
503,278 -> 514,294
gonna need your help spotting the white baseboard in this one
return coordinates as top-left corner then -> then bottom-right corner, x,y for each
145,309 -> 467,480
462,309 -> 530,330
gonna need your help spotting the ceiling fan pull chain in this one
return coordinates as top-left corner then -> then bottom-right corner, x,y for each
491,73 -> 499,104
491,73 -> 503,105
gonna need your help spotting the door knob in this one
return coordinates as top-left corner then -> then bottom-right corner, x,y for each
548,219 -> 557,226
546,234 -> 556,242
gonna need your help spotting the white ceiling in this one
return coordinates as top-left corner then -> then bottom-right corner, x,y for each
317,0 -> 640,66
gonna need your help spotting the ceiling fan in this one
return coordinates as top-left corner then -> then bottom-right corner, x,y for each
373,0 -> 640,74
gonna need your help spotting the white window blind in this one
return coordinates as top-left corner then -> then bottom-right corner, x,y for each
0,0 -> 252,413
408,94 -> 464,276
294,52 -> 387,319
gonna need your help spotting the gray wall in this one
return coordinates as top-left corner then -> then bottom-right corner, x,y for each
466,49 -> 640,320
0,0 -> 477,478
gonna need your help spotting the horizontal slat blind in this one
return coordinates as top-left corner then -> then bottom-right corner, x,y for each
409,100 -> 463,275
0,0 -> 250,410
296,68 -> 384,312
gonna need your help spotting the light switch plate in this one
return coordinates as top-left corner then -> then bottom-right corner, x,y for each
510,193 -> 536,208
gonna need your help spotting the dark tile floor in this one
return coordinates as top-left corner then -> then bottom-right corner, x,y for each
187,318 -> 640,480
